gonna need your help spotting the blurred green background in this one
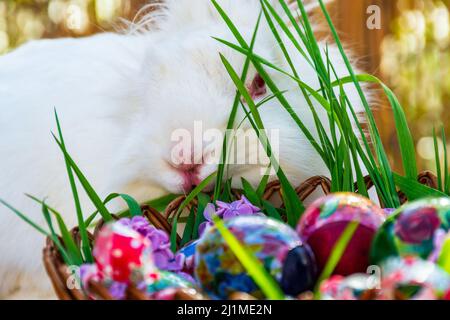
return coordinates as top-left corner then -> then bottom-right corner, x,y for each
0,0 -> 449,174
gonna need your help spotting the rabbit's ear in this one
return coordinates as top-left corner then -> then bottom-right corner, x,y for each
126,0 -> 335,34
126,0 -> 274,33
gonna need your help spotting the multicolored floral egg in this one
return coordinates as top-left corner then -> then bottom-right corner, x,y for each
320,274 -> 380,300
195,216 -> 317,299
177,240 -> 198,275
79,263 -> 130,299
297,193 -> 386,275
146,270 -> 194,295
377,256 -> 450,300
370,197 -> 450,265
93,222 -> 154,283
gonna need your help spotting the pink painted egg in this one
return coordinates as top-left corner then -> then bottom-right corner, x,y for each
93,222 -> 153,283
297,193 -> 386,275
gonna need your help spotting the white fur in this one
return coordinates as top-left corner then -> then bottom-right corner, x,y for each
0,0 -> 366,299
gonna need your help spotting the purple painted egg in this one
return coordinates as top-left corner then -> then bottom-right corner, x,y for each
297,193 -> 386,276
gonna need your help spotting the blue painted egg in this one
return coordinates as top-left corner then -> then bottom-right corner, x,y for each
194,216 -> 317,299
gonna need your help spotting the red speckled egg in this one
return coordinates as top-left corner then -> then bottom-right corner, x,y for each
93,222 -> 153,283
297,193 -> 386,276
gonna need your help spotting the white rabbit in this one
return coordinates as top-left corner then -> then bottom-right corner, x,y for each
0,0 -> 366,299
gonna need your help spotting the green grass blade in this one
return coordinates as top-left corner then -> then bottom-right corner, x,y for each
170,172 -> 217,252
115,193 -> 142,217
26,195 -> 83,264
261,0 -> 335,170
0,197 -> 73,264
262,199 -> 283,221
211,1 -> 326,160
54,110 -> 93,262
213,10 -> 262,201
382,84 -> 418,179
317,1 -> 401,207
256,169 -> 271,198
433,128 -> 443,191
41,201 -> 72,264
180,206 -> 196,247
170,216 -> 179,253
83,193 -> 119,227
192,192 -> 211,239
241,178 -> 262,207
438,237 -> 450,274
442,127 -> 449,195
212,215 -> 285,300
176,172 -> 217,218
314,221 -> 359,299
41,200 -> 57,238
52,133 -> 113,223
275,0 -> 314,67
0,198 -> 49,236
220,53 -> 304,226
330,73 -> 421,202
394,173 -> 448,200
144,194 -> 179,212
83,193 -> 176,227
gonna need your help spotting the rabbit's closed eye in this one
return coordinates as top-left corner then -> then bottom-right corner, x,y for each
248,73 -> 267,100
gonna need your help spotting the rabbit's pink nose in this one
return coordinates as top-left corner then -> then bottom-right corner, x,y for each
170,162 -> 203,192
175,163 -> 198,172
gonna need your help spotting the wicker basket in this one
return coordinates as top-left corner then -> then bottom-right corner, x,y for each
43,173 -> 438,300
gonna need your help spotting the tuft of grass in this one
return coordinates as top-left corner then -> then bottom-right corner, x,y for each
212,0 -> 444,209
220,52 -> 304,227
213,11 -> 262,201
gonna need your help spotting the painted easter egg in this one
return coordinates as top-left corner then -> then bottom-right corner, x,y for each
370,197 -> 450,265
297,193 -> 386,275
195,216 -> 317,299
378,256 -> 450,300
93,222 -> 154,283
280,245 -> 317,296
320,274 -> 379,300
178,240 -> 198,275
146,270 -> 193,295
